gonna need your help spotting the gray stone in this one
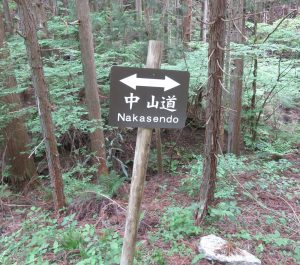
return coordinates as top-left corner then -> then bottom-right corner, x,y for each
198,234 -> 261,265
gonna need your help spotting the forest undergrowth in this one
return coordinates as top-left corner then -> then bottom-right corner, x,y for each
1,123 -> 299,264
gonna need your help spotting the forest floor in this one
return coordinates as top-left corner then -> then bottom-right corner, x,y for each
1,125 -> 299,264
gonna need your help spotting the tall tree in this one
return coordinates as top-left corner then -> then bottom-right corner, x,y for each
201,0 -> 208,42
15,0 -> 66,212
251,1 -> 259,142
197,0 -> 226,223
182,0 -> 192,44
219,0 -> 231,151
175,0 -> 182,44
61,0 -> 68,16
135,0 -> 142,21
227,0 -> 245,155
32,0 -> 49,37
47,0 -> 58,16
0,8 -> 36,190
76,0 -> 108,178
3,0 -> 13,35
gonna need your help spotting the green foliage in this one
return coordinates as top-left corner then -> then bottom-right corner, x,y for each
183,154 -> 252,197
60,229 -> 84,250
143,249 -> 166,265
0,184 -> 12,199
63,167 -> 124,202
209,201 -> 241,221
98,170 -> 125,197
139,204 -> 201,263
0,207 -> 122,265
158,204 -> 201,241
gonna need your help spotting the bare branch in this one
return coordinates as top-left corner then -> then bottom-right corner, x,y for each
263,10 -> 297,43
196,17 -> 216,25
28,138 -> 45,158
217,42 -> 231,51
219,79 -> 229,93
217,59 -> 231,77
208,49 -> 215,62
232,20 -> 248,41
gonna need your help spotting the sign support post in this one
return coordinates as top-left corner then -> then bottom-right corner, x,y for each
155,128 -> 163,176
120,40 -> 163,265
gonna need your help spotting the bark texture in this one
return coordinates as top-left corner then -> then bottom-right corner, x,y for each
227,0 -> 244,155
0,10 -> 36,190
16,0 -> 65,212
135,0 -> 142,21
61,0 -> 68,16
197,0 -> 226,223
32,0 -> 49,37
182,0 -> 192,43
201,0 -> 208,42
76,0 -> 108,177
3,0 -> 13,34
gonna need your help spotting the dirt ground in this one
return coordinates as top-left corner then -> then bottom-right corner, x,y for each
1,126 -> 299,264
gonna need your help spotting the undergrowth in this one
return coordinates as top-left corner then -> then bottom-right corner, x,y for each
0,207 -> 122,265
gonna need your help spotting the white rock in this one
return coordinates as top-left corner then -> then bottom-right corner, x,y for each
198,234 -> 261,265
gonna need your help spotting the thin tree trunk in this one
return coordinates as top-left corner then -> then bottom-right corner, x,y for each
219,0 -> 231,151
76,0 -> 108,178
16,0 -> 66,212
251,57 -> 258,142
135,0 -> 142,21
155,128 -> 163,176
251,5 -> 258,143
227,0 -> 244,155
32,0 -> 49,37
166,0 -> 171,46
0,10 -> 4,43
144,4 -> 152,39
48,0 -> 58,16
202,0 -> 208,42
182,0 -> 192,44
0,10 -> 36,190
175,0 -> 182,44
62,0 -> 68,16
3,0 -> 13,35
197,0 -> 226,224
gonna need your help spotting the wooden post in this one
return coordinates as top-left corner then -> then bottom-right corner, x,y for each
155,128 -> 163,176
120,40 -> 163,265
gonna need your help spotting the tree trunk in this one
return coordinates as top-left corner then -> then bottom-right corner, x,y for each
175,0 -> 182,44
0,10 -> 4,43
197,0 -> 226,224
219,1 -> 232,151
76,0 -> 108,178
251,3 -> 259,143
47,0 -> 58,16
144,4 -> 152,39
16,0 -> 66,212
0,10 -> 36,190
135,0 -> 142,21
61,0 -> 68,16
3,0 -> 13,35
201,0 -> 208,42
227,0 -> 244,155
182,0 -> 192,44
32,0 -> 49,37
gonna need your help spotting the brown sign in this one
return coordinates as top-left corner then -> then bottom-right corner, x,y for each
109,66 -> 189,128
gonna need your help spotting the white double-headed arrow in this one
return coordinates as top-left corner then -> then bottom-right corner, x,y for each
120,74 -> 180,92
